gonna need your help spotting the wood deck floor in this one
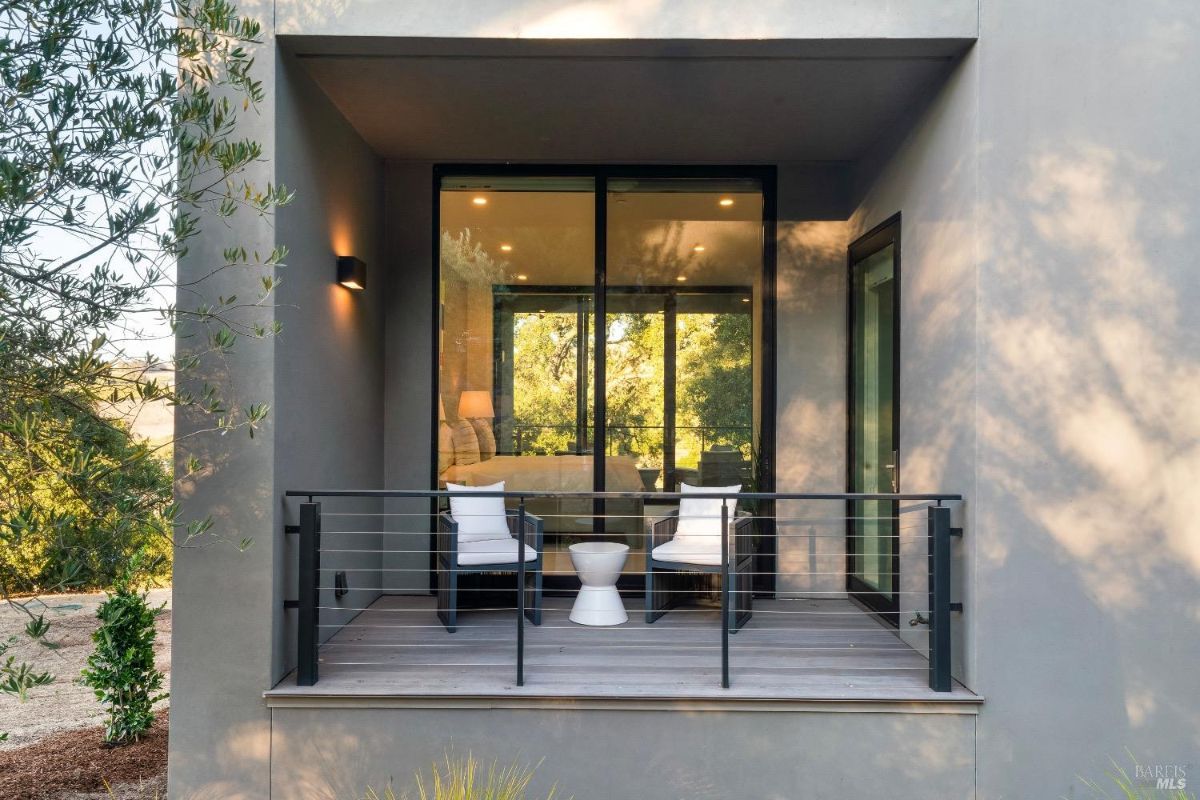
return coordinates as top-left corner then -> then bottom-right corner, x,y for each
267,595 -> 978,704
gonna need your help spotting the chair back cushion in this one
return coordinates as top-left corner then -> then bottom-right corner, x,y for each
446,481 -> 510,542
674,483 -> 741,553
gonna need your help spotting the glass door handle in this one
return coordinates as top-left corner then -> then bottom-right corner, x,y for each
884,452 -> 899,492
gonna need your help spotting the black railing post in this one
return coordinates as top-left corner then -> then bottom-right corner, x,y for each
928,503 -> 952,692
297,501 -> 321,686
721,499 -> 730,689
516,499 -> 526,687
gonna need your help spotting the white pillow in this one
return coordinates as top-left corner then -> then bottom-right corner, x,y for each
675,483 -> 741,542
446,481 -> 510,543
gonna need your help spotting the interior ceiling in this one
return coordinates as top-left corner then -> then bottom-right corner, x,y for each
440,189 -> 765,286
291,38 -> 966,163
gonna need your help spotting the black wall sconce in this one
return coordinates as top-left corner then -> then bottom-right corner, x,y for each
337,256 -> 366,290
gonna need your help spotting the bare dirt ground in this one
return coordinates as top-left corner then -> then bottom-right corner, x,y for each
0,589 -> 171,799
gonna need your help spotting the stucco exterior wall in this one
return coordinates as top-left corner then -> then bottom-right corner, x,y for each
848,49 -> 979,673
973,1 -> 1200,796
774,166 -> 850,598
273,56 -> 387,656
169,2 -> 278,796
269,705 -> 977,800
274,0 -> 977,41
169,31 -> 388,798
382,161 -> 437,593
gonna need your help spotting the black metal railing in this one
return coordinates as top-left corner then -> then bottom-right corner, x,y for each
284,489 -> 964,694
507,423 -> 751,458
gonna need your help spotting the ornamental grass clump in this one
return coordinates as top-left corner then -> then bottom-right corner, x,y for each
81,553 -> 167,744
364,753 -> 565,800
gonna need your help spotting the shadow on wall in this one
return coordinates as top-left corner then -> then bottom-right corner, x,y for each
979,138 -> 1200,788
168,718 -> 274,800
774,220 -> 847,596
171,341 -> 277,800
266,707 -> 976,800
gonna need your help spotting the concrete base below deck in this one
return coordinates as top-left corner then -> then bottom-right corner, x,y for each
266,703 -> 978,800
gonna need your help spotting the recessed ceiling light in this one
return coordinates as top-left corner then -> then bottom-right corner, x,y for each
676,275 -> 688,282
516,274 -> 528,281
472,196 -> 488,206
500,244 -> 513,252
719,198 -> 734,207
692,244 -> 705,253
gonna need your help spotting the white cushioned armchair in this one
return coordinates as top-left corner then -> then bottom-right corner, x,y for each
645,483 -> 754,631
438,482 -> 543,633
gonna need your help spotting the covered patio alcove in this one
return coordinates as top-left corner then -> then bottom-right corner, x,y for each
268,34 -> 978,704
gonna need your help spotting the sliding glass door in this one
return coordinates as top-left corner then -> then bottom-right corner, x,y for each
847,215 -> 900,624
436,168 -> 771,587
605,179 -> 760,498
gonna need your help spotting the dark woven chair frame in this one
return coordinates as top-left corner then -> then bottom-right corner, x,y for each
645,510 -> 754,632
437,509 -> 543,633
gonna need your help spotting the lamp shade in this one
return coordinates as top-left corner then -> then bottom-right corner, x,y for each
458,390 -> 494,419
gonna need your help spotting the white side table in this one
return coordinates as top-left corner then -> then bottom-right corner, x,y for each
568,542 -> 629,626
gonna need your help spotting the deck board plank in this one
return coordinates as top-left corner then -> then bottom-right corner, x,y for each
268,595 -> 977,703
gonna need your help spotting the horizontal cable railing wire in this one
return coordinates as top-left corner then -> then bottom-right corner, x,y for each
285,489 -> 962,693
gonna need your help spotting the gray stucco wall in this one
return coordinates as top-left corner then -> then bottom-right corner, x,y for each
269,705 -> 977,800
837,2 -> 1200,792
169,3 -> 278,796
774,166 -> 850,597
849,50 -> 979,671
382,162 -> 436,593
973,1 -> 1200,796
274,0 -> 977,40
273,56 -> 387,655
169,37 -> 387,798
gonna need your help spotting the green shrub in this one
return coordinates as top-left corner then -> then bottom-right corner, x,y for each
0,403 -> 172,595
365,754 -> 564,800
80,553 -> 167,744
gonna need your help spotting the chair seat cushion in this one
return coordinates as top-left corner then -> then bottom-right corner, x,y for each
457,537 -> 537,566
652,538 -> 723,567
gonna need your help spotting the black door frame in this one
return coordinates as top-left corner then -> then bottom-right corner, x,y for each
431,164 -> 778,595
845,212 -> 902,626
490,284 -> 752,475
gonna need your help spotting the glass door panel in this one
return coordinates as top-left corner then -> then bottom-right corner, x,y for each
675,296 -> 753,489
606,178 -> 763,577
436,170 -> 769,590
438,176 -> 595,584
848,219 -> 900,623
496,291 -> 592,457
